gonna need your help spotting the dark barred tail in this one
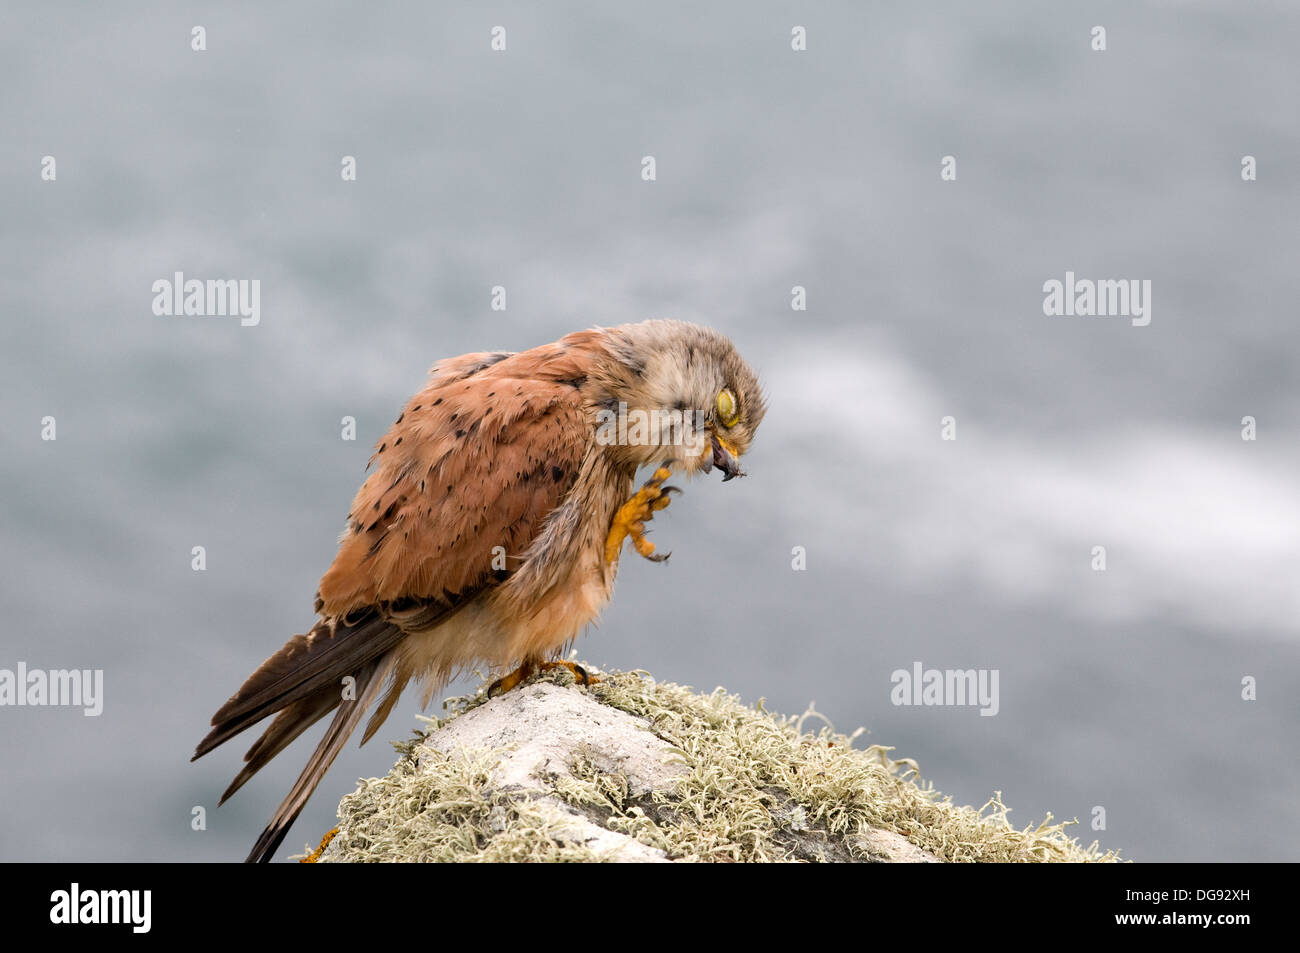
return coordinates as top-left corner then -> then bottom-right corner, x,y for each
244,653 -> 394,863
192,608 -> 408,862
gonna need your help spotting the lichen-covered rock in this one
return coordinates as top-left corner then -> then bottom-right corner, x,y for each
308,668 -> 1119,863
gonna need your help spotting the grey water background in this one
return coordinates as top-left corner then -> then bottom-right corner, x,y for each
2,2 -> 1298,862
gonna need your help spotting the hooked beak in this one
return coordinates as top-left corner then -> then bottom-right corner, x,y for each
705,432 -> 745,482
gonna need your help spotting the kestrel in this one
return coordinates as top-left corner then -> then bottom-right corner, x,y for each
192,319 -> 765,862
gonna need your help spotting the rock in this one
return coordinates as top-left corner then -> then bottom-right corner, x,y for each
422,681 -> 686,799
308,668 -> 1119,863
415,681 -> 684,862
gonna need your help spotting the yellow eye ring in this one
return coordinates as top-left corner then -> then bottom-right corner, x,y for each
716,388 -> 739,427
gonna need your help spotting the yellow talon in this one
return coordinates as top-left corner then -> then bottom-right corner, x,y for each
539,660 -> 598,686
605,467 -> 678,563
487,665 -> 529,697
632,525 -> 657,558
487,659 -> 597,697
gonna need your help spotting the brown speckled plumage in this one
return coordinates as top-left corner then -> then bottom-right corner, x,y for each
192,319 -> 765,862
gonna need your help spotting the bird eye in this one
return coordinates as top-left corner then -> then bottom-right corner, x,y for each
716,388 -> 739,427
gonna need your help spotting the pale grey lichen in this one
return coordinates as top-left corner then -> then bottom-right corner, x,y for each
306,667 -> 1120,864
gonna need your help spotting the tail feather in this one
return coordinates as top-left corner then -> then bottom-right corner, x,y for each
192,610 -> 407,762
245,652 -> 396,863
218,691 -> 340,806
360,658 -> 415,746
192,609 -> 422,862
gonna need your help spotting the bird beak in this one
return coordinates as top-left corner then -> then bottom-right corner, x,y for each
707,433 -> 745,482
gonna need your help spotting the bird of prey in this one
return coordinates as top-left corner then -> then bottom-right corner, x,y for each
192,319 -> 765,862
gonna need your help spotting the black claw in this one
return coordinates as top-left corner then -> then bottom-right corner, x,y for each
645,550 -> 671,563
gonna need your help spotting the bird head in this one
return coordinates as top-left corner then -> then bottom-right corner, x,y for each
592,320 -> 766,480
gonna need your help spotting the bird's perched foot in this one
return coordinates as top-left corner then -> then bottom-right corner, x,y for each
539,660 -> 598,687
604,466 -> 680,563
487,660 -> 597,698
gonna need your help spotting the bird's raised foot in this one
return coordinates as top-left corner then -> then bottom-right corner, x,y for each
487,660 -> 597,698
604,466 -> 681,563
